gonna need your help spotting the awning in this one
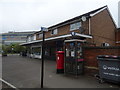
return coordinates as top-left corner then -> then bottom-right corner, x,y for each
20,32 -> 92,46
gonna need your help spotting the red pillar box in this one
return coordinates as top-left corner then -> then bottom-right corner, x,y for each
56,51 -> 64,73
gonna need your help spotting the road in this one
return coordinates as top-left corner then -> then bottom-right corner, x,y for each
2,55 -> 120,88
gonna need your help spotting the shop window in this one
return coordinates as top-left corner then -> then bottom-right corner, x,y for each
70,22 -> 82,31
32,47 -> 42,55
31,36 -> 34,41
33,34 -> 36,40
39,33 -> 43,38
51,29 -> 58,35
27,36 -> 31,42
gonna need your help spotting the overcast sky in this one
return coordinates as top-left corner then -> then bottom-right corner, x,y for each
0,0 -> 119,33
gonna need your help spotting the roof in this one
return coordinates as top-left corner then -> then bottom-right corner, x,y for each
31,6 -> 107,34
48,5 -> 107,30
31,5 -> 107,35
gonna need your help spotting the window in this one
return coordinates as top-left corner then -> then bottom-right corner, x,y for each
27,36 -> 31,42
39,33 -> 42,38
51,29 -> 58,35
31,36 -> 34,41
70,22 -> 81,31
33,34 -> 36,40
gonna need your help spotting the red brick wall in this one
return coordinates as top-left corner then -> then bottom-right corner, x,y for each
90,9 -> 116,46
116,29 -> 120,46
83,47 -> 120,67
83,46 -> 120,75
116,29 -> 120,41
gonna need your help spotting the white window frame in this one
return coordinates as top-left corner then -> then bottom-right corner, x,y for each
70,22 -> 82,31
51,29 -> 58,35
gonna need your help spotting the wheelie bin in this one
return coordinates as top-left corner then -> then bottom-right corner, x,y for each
97,55 -> 120,84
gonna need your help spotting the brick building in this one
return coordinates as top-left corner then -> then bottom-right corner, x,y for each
21,6 -> 116,60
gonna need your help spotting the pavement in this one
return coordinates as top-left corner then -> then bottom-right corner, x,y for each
2,55 -> 120,88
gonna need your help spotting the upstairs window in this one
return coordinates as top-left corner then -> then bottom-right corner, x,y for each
51,29 -> 58,35
70,22 -> 81,31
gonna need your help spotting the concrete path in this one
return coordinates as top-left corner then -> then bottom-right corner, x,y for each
2,55 -> 120,88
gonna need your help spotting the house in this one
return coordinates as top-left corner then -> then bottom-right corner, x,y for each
20,6 -> 116,60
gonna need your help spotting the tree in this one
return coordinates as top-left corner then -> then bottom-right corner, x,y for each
2,43 -> 26,54
14,44 -> 26,53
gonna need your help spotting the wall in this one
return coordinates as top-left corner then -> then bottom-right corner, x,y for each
83,46 -> 120,75
116,28 -> 120,46
90,9 -> 116,46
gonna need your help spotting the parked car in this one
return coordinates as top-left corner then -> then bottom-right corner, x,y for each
2,51 -> 7,56
20,51 -> 27,56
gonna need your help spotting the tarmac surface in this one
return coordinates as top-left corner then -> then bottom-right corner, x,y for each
2,82 -> 12,89
2,55 -> 120,88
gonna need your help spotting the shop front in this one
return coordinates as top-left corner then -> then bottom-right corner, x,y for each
21,32 -> 92,61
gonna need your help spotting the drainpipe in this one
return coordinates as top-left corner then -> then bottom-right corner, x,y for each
89,18 -> 91,35
88,17 -> 95,46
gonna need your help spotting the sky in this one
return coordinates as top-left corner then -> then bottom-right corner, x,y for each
0,0 -> 119,33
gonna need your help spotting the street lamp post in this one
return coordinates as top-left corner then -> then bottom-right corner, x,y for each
41,31 -> 45,88
40,27 -> 48,88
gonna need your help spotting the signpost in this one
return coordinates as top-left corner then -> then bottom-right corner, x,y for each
40,27 -> 48,88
